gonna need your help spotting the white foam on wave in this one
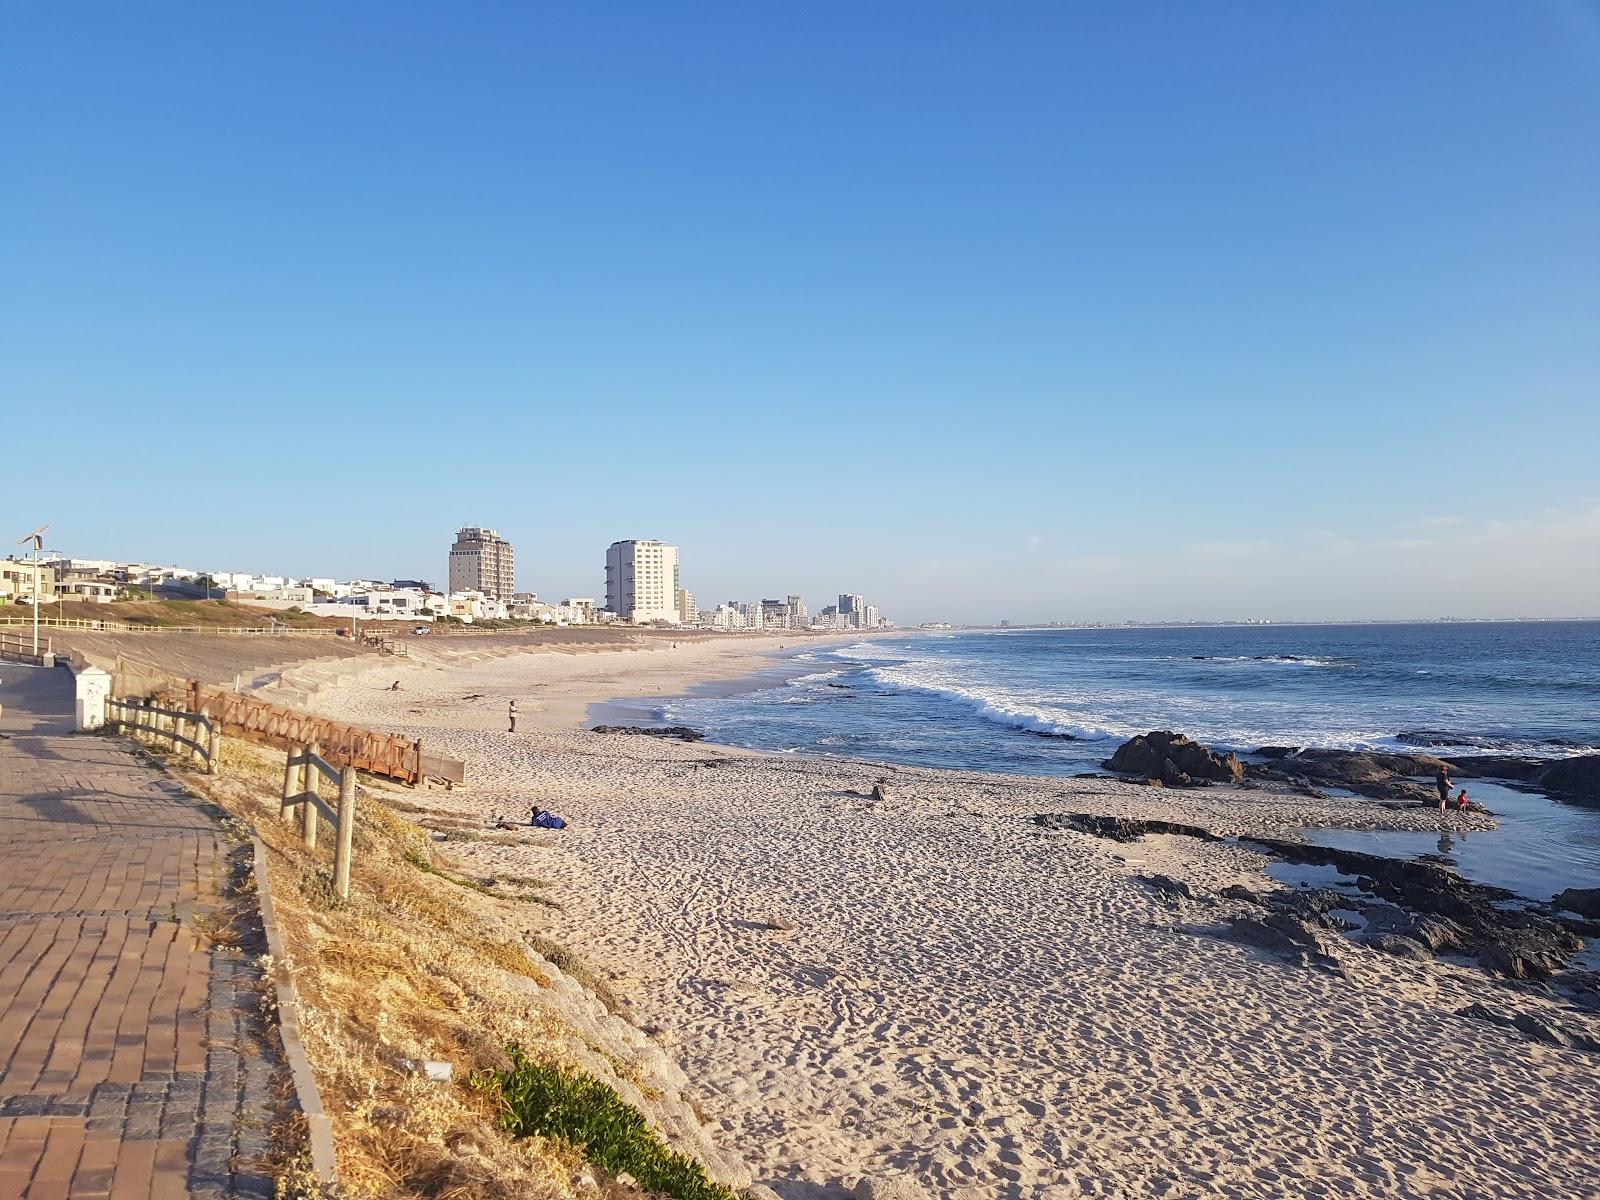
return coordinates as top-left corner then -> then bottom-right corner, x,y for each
863,663 -> 1137,741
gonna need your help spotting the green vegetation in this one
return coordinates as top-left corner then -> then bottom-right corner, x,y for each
473,1047 -> 737,1200
37,596 -> 344,629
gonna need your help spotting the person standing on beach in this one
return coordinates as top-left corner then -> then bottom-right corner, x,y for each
508,699 -> 517,733
1435,763 -> 1452,809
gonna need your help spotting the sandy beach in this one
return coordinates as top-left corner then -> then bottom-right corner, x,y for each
303,639 -> 1600,1199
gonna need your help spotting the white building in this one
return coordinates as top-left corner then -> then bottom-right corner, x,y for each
604,540 -> 681,624
561,598 -> 596,624
448,527 -> 515,599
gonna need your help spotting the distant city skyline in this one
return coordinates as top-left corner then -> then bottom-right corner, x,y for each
4,5 -> 1596,625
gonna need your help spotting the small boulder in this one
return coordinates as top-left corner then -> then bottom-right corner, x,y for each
1220,884 -> 1267,905
1539,754 -> 1600,805
1105,731 -> 1245,786
1553,887 -> 1600,919
1361,933 -> 1432,961
1140,874 -> 1196,904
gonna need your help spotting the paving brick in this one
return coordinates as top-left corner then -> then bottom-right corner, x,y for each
0,671 -> 290,1197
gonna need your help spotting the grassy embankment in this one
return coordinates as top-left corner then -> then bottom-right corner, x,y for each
133,733 -> 742,1200
1,596 -> 347,629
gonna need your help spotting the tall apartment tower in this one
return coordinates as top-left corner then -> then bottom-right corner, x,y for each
605,540 -> 681,624
786,595 -> 807,628
448,527 -> 515,598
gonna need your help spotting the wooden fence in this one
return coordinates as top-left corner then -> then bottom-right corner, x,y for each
1,632 -> 52,665
282,743 -> 359,900
107,699 -> 220,774
186,682 -> 424,785
0,616 -> 298,635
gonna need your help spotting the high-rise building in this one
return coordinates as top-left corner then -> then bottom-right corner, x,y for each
786,595 -> 807,627
677,588 -> 696,625
448,527 -> 514,598
605,540 -> 681,624
760,599 -> 791,629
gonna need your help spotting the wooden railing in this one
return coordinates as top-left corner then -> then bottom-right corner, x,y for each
189,683 -> 424,785
282,742 -> 359,900
0,631 -> 53,665
107,699 -> 220,774
0,616 -> 298,635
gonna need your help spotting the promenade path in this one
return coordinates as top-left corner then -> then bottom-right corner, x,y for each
0,665 -> 283,1198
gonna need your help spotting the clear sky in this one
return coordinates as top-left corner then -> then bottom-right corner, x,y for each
3,3 -> 1597,624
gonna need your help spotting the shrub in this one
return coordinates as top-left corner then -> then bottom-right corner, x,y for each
474,1047 -> 736,1200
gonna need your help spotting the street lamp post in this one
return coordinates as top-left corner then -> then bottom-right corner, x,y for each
15,525 -> 48,657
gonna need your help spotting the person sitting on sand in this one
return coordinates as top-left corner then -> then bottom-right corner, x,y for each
389,680 -> 401,691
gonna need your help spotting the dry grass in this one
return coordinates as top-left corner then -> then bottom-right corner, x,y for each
183,739 -> 689,1200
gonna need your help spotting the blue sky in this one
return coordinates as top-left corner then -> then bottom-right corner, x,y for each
3,2 -> 1597,623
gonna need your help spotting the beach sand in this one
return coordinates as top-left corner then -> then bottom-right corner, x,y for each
306,640 -> 1600,1199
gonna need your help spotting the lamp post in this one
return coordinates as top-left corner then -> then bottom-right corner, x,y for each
15,525 -> 48,657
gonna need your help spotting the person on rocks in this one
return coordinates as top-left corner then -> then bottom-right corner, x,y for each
1435,763 -> 1452,809
1456,789 -> 1469,813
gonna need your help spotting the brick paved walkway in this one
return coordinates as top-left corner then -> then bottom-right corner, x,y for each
0,666 -> 283,1198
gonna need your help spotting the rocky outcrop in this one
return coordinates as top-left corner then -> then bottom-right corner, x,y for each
1104,731 -> 1244,787
1031,813 -> 1219,843
1224,913 -> 1343,973
1246,836 -> 1583,979
1248,748 -> 1447,804
588,725 -> 705,742
1456,1003 -> 1600,1054
1553,887 -> 1600,919
1440,754 -> 1547,782
1044,812 -> 1588,980
1539,754 -> 1600,807
1140,874 -> 1197,904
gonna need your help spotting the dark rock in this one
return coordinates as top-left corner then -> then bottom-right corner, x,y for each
1397,730 -> 1480,748
1540,754 -> 1600,806
1139,874 -> 1195,903
1456,1002 -> 1514,1028
1408,917 -> 1472,954
1440,754 -> 1548,782
1252,746 -> 1299,759
1511,1013 -> 1572,1047
1477,939 -> 1573,981
1552,887 -> 1600,919
1361,933 -> 1432,961
588,725 -> 705,742
1031,813 -> 1219,843
1225,915 -> 1341,972
1104,731 -> 1245,787
1244,836 -> 1582,979
1250,748 -> 1449,804
1220,884 -> 1267,905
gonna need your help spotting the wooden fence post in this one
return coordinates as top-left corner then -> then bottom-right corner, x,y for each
334,766 -> 356,900
303,741 -> 320,850
281,747 -> 299,823
206,726 -> 220,775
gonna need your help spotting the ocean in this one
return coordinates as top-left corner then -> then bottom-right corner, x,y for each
661,621 -> 1600,776
651,621 -> 1600,897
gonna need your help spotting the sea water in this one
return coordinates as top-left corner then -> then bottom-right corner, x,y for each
651,621 -> 1600,899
